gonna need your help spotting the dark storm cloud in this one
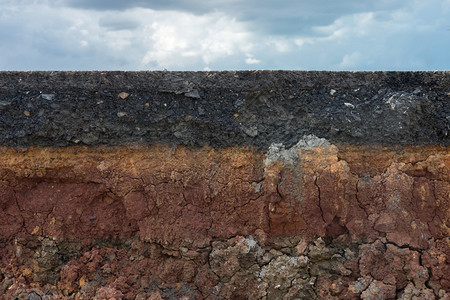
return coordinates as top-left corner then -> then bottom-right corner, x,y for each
64,0 -> 220,13
99,17 -> 141,31
64,0 -> 405,14
230,0 -> 408,35
64,0 -> 407,35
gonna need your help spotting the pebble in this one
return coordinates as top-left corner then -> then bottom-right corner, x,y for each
118,92 -> 129,99
185,90 -> 201,99
117,112 -> 127,118
40,94 -> 55,100
234,99 -> 244,107
0,101 -> 11,108
344,102 -> 355,109
244,126 -> 258,137
24,110 -> 30,116
28,292 -> 42,300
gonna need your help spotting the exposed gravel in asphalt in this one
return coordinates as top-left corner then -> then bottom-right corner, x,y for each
0,71 -> 448,148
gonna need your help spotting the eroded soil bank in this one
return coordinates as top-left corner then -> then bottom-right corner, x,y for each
0,140 -> 448,299
0,71 -> 449,299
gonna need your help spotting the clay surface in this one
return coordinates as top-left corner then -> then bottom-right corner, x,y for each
0,141 -> 448,299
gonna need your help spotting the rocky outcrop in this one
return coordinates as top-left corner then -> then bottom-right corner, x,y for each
0,71 -> 449,299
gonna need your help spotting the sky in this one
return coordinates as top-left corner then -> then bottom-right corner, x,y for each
0,0 -> 449,71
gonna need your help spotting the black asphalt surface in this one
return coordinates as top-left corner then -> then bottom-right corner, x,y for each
0,71 -> 448,148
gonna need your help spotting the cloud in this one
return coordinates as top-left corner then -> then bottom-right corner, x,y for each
245,56 -> 261,65
140,12 -> 255,69
270,0 -> 450,70
0,0 -> 448,70
63,0 -> 242,14
98,17 -> 141,31
0,2 -> 257,70
339,51 -> 363,69
61,0 -> 410,36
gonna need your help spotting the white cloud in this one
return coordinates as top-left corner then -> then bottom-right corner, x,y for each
0,1 -> 258,70
0,0 -> 448,70
339,51 -> 363,69
245,57 -> 261,65
265,38 -> 292,52
282,0 -> 450,70
140,12 -> 255,68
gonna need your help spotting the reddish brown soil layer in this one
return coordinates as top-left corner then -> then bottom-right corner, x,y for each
0,144 -> 448,299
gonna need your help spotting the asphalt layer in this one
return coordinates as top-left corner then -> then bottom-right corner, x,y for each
0,71 -> 449,148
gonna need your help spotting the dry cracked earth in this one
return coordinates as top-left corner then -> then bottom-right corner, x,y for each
0,136 -> 448,299
0,71 -> 449,299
